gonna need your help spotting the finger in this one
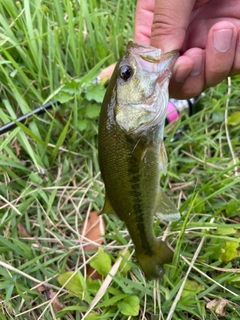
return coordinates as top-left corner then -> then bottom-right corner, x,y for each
169,55 -> 194,96
205,21 -> 238,88
134,0 -> 155,45
229,27 -> 240,76
193,0 -> 210,10
98,63 -> 116,82
150,0 -> 196,52
170,48 -> 205,99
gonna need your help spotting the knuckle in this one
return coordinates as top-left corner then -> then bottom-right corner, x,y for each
151,13 -> 186,49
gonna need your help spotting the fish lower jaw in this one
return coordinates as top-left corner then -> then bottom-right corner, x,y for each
135,239 -> 173,280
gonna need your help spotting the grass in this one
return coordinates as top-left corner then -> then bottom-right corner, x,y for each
0,0 -> 240,319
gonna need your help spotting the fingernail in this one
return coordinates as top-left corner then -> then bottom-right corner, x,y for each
189,54 -> 203,77
213,29 -> 233,52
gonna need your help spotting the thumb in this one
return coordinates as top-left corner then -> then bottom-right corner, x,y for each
150,0 -> 195,52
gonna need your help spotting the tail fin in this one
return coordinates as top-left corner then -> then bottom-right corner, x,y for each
135,240 -> 173,280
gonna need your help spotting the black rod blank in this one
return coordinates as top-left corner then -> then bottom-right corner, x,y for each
0,100 -> 60,135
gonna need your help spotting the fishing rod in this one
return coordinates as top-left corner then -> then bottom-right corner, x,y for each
0,98 -> 200,139
0,100 -> 61,135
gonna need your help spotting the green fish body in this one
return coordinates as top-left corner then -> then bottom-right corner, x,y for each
98,42 -> 179,279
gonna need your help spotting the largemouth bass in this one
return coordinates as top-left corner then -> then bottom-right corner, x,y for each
98,42 -> 180,279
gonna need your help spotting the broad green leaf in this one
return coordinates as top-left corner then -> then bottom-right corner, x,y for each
117,295 -> 140,316
78,119 -> 89,131
55,92 -> 73,104
85,85 -> 106,103
85,313 -> 102,320
201,244 -> 222,263
215,227 -> 237,235
118,249 -> 131,276
87,280 -> 101,296
85,104 -> 101,119
228,111 -> 240,126
220,241 -> 239,262
89,247 -> 112,277
57,271 -> 91,303
97,294 -> 127,309
226,199 -> 239,217
29,172 -> 43,184
181,279 -> 205,299
212,111 -> 224,123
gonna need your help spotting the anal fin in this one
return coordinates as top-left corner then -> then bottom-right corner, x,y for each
100,194 -> 116,215
155,189 -> 180,222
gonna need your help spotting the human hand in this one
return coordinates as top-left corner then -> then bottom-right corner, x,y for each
134,0 -> 240,99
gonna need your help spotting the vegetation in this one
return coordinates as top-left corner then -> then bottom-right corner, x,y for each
0,0 -> 239,319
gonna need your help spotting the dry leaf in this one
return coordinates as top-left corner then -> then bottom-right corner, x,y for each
80,211 -> 106,279
35,282 -> 63,313
48,289 -> 64,312
80,211 -> 105,252
86,264 -> 102,280
14,141 -> 21,156
206,298 -> 229,316
17,223 -> 31,237
4,221 -> 11,239
34,282 -> 46,294
55,110 -> 66,125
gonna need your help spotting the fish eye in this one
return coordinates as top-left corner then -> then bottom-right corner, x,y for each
119,65 -> 133,81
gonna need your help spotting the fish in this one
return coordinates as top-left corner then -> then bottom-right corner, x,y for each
98,41 -> 180,280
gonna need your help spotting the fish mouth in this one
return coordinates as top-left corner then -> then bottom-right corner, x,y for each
127,41 -> 179,75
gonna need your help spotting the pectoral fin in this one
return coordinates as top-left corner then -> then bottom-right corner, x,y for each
100,194 -> 116,215
155,189 -> 180,222
159,141 -> 168,175
131,138 -> 153,165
